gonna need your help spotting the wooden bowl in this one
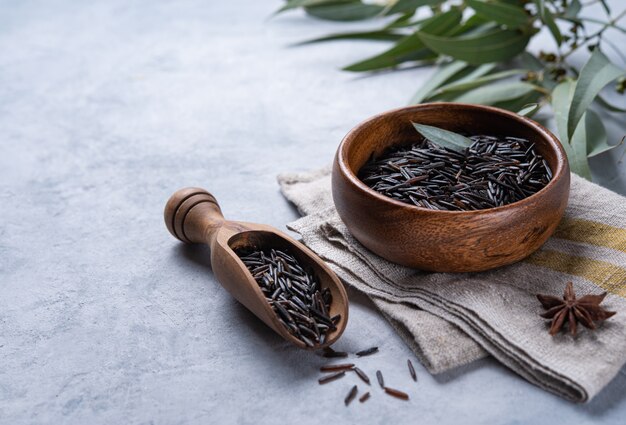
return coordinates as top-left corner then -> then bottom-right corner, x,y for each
332,103 -> 570,272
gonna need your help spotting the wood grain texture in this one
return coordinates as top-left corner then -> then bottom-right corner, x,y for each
332,103 -> 570,272
164,188 -> 349,349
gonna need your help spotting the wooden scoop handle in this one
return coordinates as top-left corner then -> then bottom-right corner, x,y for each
164,187 -> 229,245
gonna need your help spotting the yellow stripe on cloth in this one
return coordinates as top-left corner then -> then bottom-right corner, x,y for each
526,249 -> 626,298
553,218 -> 626,253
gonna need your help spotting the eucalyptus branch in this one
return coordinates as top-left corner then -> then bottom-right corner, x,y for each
277,0 -> 626,180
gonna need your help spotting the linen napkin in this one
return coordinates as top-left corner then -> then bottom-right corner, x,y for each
278,166 -> 626,403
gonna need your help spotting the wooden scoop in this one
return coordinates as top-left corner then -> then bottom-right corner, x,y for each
164,187 -> 349,349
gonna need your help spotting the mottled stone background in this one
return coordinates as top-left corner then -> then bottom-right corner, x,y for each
1,1 -> 625,424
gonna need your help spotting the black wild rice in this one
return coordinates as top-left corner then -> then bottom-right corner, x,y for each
356,346 -> 379,357
345,385 -> 358,406
384,387 -> 409,400
318,371 -> 346,385
320,364 -> 354,372
353,367 -> 370,385
236,248 -> 336,347
407,359 -> 417,382
376,370 -> 384,389
358,135 -> 552,211
359,392 -> 371,403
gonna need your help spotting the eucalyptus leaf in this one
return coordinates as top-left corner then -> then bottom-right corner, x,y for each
568,112 -> 593,179
463,13 -> 492,29
595,95 -> 626,113
422,91 -> 463,103
562,0 -> 582,19
343,9 -> 462,72
447,18 -> 497,38
533,1 -> 560,45
536,73 -> 559,92
385,0 -> 441,16
551,79 -> 575,146
297,30 -> 405,45
411,122 -> 472,153
493,90 -> 542,112
343,45 -> 436,71
517,52 -> 544,72
584,110 -> 611,157
517,103 -> 540,117
447,63 -> 497,84
305,1 -> 385,21
418,8 -> 476,36
567,49 -> 625,139
431,69 -> 526,96
409,60 -> 468,104
416,64 -> 499,103
538,2 -> 562,46
384,14 -> 429,29
453,81 -> 540,105
466,0 -> 529,29
492,1 -> 522,6
417,28 -> 532,64
551,79 -> 593,178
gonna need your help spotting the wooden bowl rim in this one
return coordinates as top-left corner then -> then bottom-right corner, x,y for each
337,102 -> 569,216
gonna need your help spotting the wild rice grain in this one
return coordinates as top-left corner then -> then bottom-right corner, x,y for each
407,359 -> 417,382
384,387 -> 410,400
353,367 -> 370,385
345,385 -> 358,406
359,392 -> 371,403
320,364 -> 354,372
356,347 -> 379,357
318,371 -> 346,385
376,370 -> 385,389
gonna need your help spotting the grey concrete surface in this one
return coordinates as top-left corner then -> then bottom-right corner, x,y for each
1,1 -> 625,424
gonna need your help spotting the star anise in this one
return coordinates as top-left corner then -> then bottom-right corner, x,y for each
536,282 -> 616,336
